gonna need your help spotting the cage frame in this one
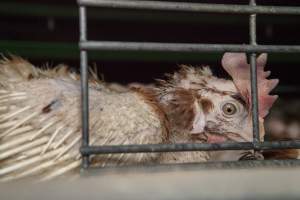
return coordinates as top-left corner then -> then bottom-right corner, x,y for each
77,0 -> 300,169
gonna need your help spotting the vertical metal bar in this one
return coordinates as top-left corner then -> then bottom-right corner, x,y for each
79,6 -> 90,168
249,0 -> 260,147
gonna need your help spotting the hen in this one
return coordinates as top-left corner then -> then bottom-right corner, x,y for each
0,53 -> 278,181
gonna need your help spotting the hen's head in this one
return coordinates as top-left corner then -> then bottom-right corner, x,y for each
157,53 -> 278,147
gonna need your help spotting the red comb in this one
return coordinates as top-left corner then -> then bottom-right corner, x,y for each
221,53 -> 279,118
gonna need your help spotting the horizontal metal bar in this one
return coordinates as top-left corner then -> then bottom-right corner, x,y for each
3,3 -> 300,28
81,141 -> 300,155
2,40 -> 300,63
3,3 -> 300,25
80,41 -> 300,53
78,0 -> 300,15
81,143 -> 254,155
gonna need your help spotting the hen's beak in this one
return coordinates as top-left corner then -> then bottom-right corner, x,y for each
225,132 -> 250,143
191,132 -> 228,143
191,131 -> 244,144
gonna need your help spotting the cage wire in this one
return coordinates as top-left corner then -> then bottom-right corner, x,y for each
77,0 -> 300,169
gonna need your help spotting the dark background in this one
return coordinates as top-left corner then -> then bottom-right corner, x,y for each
0,0 -> 300,96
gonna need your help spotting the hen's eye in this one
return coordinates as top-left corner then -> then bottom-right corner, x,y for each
222,103 -> 237,115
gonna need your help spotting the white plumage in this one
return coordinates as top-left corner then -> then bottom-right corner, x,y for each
0,53 -> 279,181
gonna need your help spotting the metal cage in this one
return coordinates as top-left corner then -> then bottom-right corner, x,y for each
77,0 -> 300,169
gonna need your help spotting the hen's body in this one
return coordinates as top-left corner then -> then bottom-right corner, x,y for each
0,57 -> 208,181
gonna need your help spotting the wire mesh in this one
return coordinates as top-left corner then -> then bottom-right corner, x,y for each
78,0 -> 300,168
